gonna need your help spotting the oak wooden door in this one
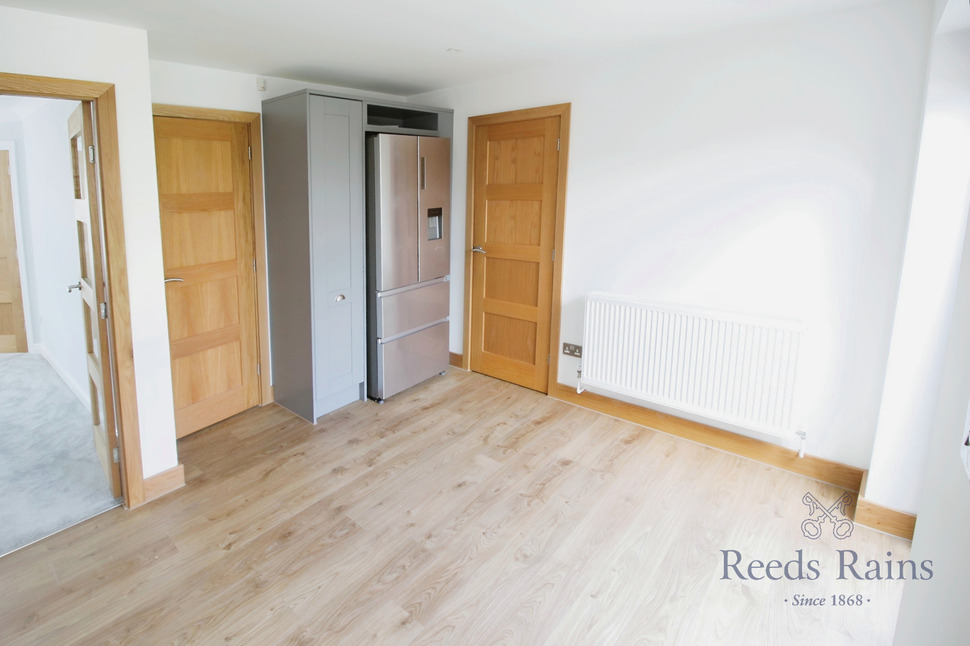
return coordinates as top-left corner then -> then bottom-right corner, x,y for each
0,149 -> 27,353
154,116 -> 259,438
70,104 -> 122,497
469,115 -> 561,392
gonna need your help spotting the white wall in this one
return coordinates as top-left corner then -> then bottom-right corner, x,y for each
0,5 -> 178,478
892,123 -> 970,645
409,0 -> 935,468
19,99 -> 90,407
149,60 -> 405,114
867,28 -> 970,514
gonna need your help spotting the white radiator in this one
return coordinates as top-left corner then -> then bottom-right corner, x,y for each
579,293 -> 801,438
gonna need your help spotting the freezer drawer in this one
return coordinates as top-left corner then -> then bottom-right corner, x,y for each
369,321 -> 449,400
377,279 -> 449,340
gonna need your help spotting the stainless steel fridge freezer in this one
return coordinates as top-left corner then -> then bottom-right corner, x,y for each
366,134 -> 451,401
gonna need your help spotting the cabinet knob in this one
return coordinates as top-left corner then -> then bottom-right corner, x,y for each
335,294 -> 346,302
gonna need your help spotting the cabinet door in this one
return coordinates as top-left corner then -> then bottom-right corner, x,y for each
309,96 -> 365,415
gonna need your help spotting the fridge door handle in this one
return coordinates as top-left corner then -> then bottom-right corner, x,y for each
420,156 -> 426,190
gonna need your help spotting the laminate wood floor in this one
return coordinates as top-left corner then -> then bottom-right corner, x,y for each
0,369 -> 910,645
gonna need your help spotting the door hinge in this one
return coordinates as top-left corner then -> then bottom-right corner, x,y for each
547,354 -> 551,365
99,302 -> 108,319
257,362 -> 261,376
253,258 -> 257,272
552,249 -> 556,262
112,447 -> 120,463
248,146 -> 252,160
88,145 -> 95,164
556,138 -> 560,152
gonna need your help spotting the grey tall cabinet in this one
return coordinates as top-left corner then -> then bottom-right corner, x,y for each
263,93 -> 366,421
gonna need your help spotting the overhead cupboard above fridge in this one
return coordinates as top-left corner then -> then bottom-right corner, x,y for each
366,134 -> 451,402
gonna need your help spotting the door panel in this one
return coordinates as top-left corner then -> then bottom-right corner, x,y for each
469,116 -> 560,392
372,134 -> 419,291
154,116 -> 259,438
417,136 -> 450,282
70,104 -> 122,498
0,150 -> 27,353
310,97 -> 365,406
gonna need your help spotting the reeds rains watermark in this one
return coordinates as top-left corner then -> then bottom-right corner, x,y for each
719,491 -> 933,583
800,491 -> 853,540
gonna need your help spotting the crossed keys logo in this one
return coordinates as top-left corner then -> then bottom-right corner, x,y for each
800,492 -> 854,540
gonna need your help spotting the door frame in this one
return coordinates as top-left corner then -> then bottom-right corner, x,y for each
152,103 -> 273,404
0,143 -> 33,350
0,72 -> 145,507
462,103 -> 571,394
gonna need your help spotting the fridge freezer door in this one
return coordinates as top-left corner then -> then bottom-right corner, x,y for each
418,136 -> 451,282
371,321 -> 449,400
376,278 -> 449,340
370,134 -> 419,291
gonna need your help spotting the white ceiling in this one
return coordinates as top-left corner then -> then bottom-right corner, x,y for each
0,0 -> 964,96
938,0 -> 970,34
0,95 -> 64,122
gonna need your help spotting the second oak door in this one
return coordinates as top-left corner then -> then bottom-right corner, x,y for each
154,116 -> 260,438
469,114 -> 562,393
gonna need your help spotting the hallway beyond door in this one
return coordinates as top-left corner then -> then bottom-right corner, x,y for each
0,353 -> 120,556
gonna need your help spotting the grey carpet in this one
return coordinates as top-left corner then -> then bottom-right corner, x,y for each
0,353 -> 121,556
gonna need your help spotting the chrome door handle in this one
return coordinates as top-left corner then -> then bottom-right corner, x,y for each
472,246 -> 486,254
67,282 -> 81,293
164,278 -> 184,283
